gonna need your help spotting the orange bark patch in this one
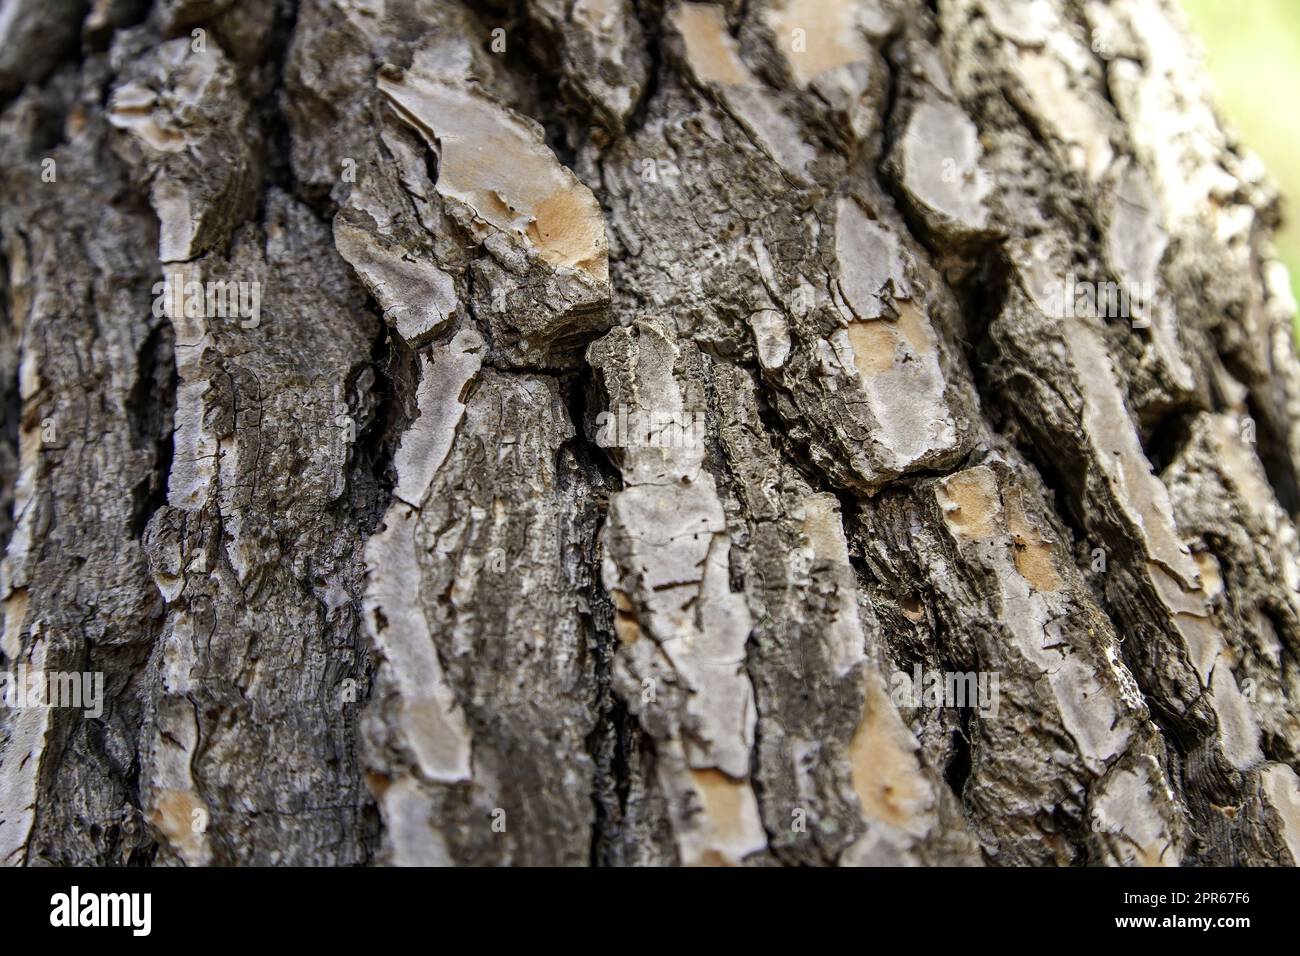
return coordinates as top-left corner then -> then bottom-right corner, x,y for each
671,3 -> 753,86
766,0 -> 870,87
847,300 -> 936,379
611,590 -> 642,646
847,678 -> 928,831
149,788 -> 208,856
895,299 -> 935,353
1006,492 -> 1062,593
690,768 -> 754,848
936,468 -> 999,541
528,189 -> 607,279
847,319 -> 897,377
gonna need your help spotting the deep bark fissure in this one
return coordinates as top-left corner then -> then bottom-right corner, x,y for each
126,322 -> 176,541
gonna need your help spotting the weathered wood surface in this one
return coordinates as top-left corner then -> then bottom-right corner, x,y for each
1,0 -> 1299,866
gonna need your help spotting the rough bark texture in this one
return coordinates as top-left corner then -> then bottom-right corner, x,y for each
1,0 -> 1299,866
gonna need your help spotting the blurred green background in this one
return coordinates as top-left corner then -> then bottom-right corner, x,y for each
1181,0 -> 1300,319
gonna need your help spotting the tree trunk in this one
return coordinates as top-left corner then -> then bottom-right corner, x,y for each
2,0 -> 1299,867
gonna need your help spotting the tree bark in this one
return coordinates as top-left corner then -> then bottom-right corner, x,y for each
1,0 -> 1299,867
